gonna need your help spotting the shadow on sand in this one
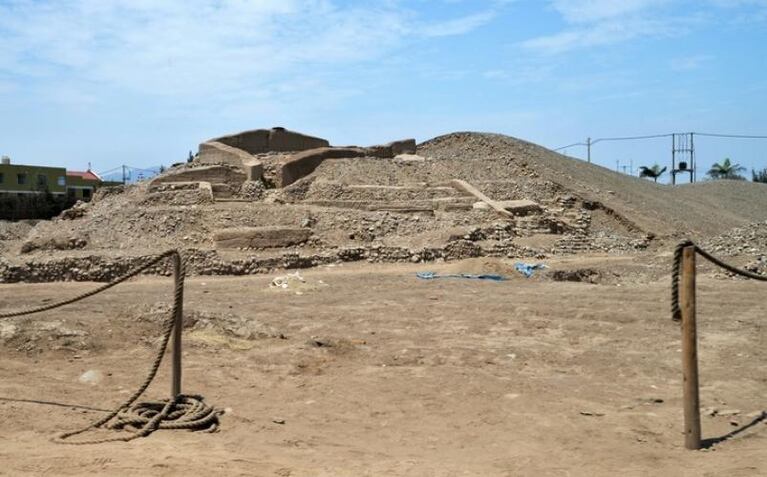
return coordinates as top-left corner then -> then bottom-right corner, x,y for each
702,411 -> 766,449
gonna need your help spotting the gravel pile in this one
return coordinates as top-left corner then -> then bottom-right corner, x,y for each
0,220 -> 35,252
419,133 -> 767,237
702,221 -> 767,257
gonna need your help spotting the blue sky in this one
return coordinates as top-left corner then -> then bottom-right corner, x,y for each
1,0 -> 766,182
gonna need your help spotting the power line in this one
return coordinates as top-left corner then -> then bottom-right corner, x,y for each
551,130 -> 767,184
693,132 -> 767,139
554,130 -> 767,160
96,166 -> 124,176
591,133 -> 673,145
556,131 -> 767,151
553,142 -> 588,152
554,133 -> 674,153
97,165 -> 161,176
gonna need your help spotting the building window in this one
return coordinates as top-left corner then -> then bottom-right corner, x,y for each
0,172 -> 4,183
82,188 -> 92,199
58,176 -> 66,187
17,173 -> 27,185
68,188 -> 76,199
37,174 -> 47,187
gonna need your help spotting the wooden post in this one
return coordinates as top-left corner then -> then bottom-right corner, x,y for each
681,245 -> 701,450
171,253 -> 183,398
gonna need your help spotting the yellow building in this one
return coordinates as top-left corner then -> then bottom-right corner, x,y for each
65,169 -> 103,201
0,156 -> 118,219
0,156 -> 67,196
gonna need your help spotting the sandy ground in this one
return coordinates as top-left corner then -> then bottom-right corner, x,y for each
1,256 -> 766,476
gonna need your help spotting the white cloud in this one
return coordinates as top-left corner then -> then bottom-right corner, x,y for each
420,11 -> 496,37
549,0 -> 671,23
522,16 -> 680,53
706,0 -> 767,7
481,63 -> 558,85
521,0 -> 701,54
670,54 -> 714,71
523,0 -> 766,55
0,0 -> 501,102
706,0 -> 767,22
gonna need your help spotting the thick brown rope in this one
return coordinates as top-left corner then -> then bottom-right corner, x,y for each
0,250 -> 176,319
1,250 -> 221,444
672,240 -> 767,322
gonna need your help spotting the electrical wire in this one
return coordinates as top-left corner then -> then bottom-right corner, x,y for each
553,131 -> 767,154
693,132 -> 767,139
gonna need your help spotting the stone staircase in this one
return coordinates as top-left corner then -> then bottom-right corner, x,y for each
301,182 -> 476,213
553,234 -> 593,254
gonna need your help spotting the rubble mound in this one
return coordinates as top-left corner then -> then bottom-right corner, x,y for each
702,221 -> 767,257
0,318 -> 91,352
0,220 -> 34,252
418,133 -> 767,237
132,304 -> 285,342
1,131 -> 766,282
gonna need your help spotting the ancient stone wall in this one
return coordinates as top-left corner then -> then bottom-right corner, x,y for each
213,226 -> 312,249
214,129 -> 270,154
365,139 -> 417,159
268,128 -> 330,152
197,141 -> 255,167
0,241 -> 543,283
278,147 -> 367,187
150,165 -> 246,188
206,127 -> 329,156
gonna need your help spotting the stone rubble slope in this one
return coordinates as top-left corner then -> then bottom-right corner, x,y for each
1,131 -> 766,282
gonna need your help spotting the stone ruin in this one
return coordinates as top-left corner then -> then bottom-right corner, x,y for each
140,126 -> 644,258
0,129 -> 657,283
194,127 -> 417,187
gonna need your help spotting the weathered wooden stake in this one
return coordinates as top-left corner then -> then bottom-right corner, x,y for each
171,253 -> 183,398
681,245 -> 701,450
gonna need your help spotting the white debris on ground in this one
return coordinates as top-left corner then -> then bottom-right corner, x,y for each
269,271 -> 327,294
270,271 -> 305,289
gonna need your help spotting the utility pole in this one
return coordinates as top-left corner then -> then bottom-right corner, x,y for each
122,165 -> 127,185
671,133 -> 695,185
671,135 -> 676,185
691,133 -> 696,183
587,137 -> 592,163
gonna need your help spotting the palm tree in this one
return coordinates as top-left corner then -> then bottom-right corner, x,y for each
638,164 -> 667,182
707,158 -> 746,180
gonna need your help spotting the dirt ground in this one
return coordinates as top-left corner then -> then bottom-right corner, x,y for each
1,256 -> 765,476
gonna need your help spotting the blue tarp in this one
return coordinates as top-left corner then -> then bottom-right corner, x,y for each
416,272 -> 506,281
514,262 -> 548,278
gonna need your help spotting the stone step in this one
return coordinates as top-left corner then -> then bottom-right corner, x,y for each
211,183 -> 234,198
308,183 -> 466,202
302,198 -> 472,213
214,226 -> 311,249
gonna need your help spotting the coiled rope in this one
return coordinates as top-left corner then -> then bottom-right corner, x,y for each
672,240 -> 767,322
0,250 -> 222,444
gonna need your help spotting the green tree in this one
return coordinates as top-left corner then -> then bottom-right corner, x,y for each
753,168 -> 767,183
707,158 -> 746,180
638,164 -> 667,182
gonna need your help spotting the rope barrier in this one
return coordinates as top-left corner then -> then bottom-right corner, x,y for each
672,240 -> 767,322
1,250 -> 222,444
